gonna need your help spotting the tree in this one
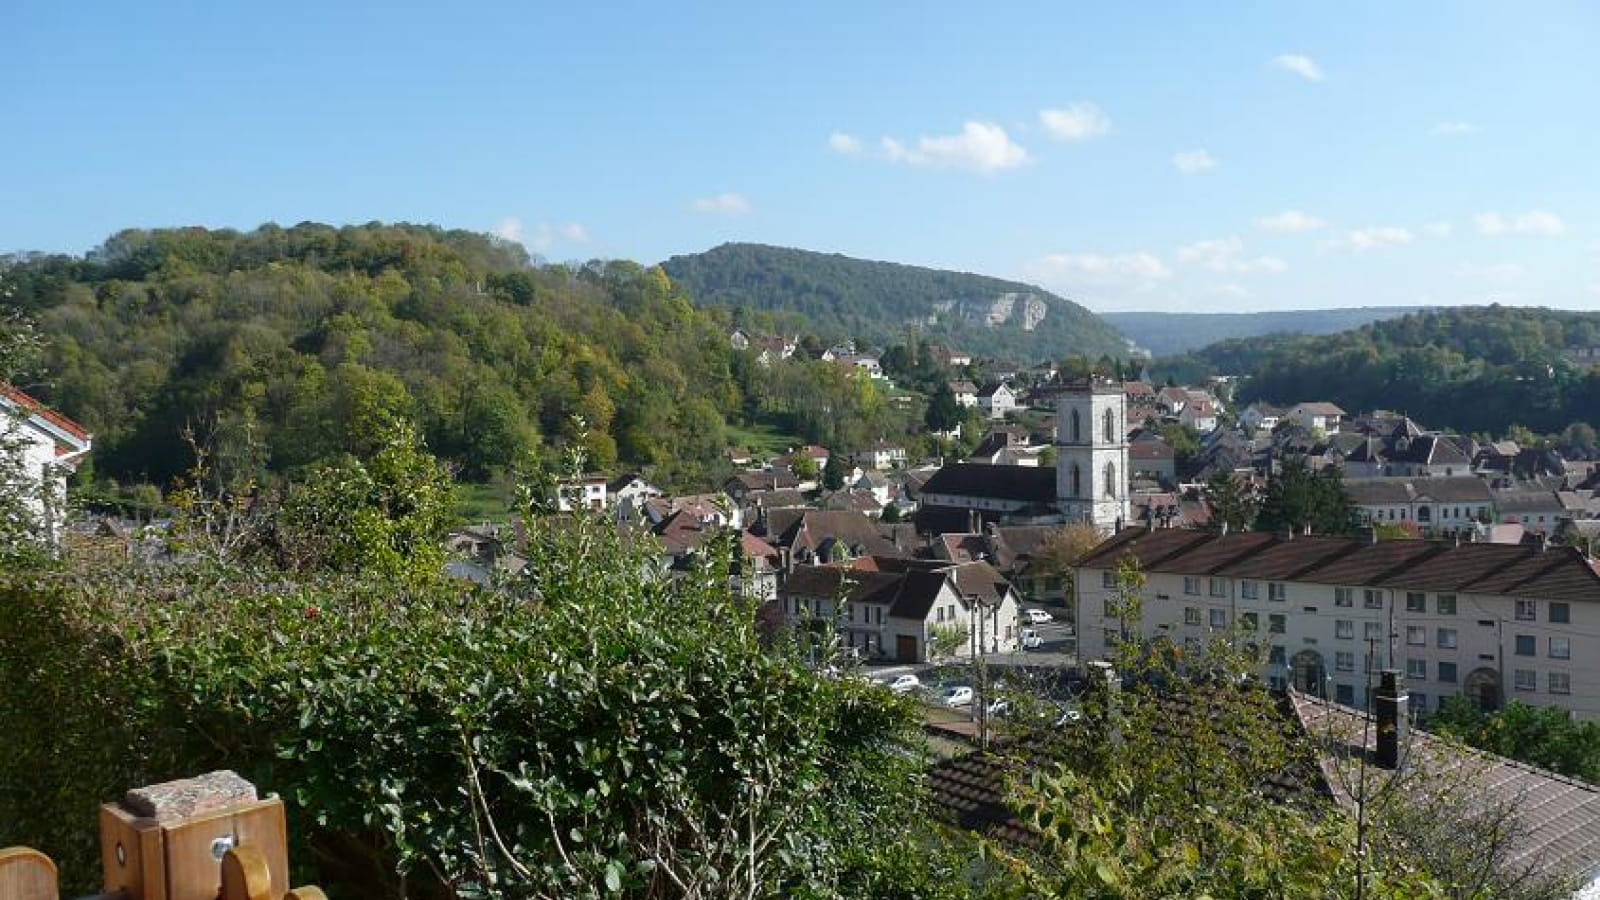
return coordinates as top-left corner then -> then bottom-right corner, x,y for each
822,453 -> 847,491
926,623 -> 967,661
1205,470 -> 1258,533
1028,523 -> 1103,613
1431,698 -> 1600,783
924,380 -> 962,433
1254,456 -> 1356,536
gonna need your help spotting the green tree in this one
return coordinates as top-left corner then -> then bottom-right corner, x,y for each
1205,470 -> 1257,533
1254,456 -> 1356,536
822,453 -> 847,491
925,380 -> 962,433
1432,698 -> 1600,783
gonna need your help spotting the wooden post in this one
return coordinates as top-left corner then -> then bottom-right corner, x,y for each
99,771 -> 289,900
0,847 -> 58,900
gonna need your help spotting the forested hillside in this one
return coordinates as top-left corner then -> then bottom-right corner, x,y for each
1188,305 -> 1600,435
0,224 -> 913,491
1103,306 -> 1423,356
660,242 -> 1129,361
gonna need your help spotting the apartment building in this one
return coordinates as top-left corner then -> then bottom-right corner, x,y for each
1075,527 -> 1600,721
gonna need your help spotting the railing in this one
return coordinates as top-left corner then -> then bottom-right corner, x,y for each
1,772 -> 323,900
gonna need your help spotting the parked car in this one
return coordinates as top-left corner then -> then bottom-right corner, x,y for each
1020,628 -> 1043,649
941,685 -> 974,707
885,673 -> 921,694
984,696 -> 1010,717
1023,608 -> 1054,625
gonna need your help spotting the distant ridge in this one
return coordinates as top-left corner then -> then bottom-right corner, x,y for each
1105,307 -> 1425,356
660,242 -> 1129,360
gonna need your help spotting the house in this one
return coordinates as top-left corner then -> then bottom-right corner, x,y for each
1075,526 -> 1600,721
833,353 -> 885,379
1239,403 -> 1285,432
1493,489 -> 1572,535
1127,432 -> 1177,485
734,531 -> 782,602
555,473 -> 609,511
1122,381 -> 1158,409
916,463 -> 1058,532
0,384 -> 92,542
729,329 -> 750,351
1345,477 -> 1495,532
776,444 -> 831,473
723,469 -> 801,503
759,508 -> 905,566
1156,386 -> 1190,415
931,346 -> 974,368
1287,402 -> 1347,434
1178,398 -> 1220,433
977,383 -> 1017,419
856,440 -> 907,471
819,490 -> 885,519
776,558 -> 1021,662
607,472 -> 663,507
950,380 -> 980,408
851,470 -> 894,506
751,334 -> 798,365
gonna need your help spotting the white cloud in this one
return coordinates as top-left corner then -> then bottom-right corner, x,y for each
691,192 -> 753,215
1423,221 -> 1454,238
1433,121 -> 1476,136
1257,210 -> 1326,233
1474,210 -> 1565,236
498,217 -> 590,252
1039,102 -> 1111,141
1328,226 -> 1414,251
828,131 -> 864,155
1172,149 -> 1217,174
1272,53 -> 1325,82
880,121 -> 1030,173
1177,237 -> 1287,273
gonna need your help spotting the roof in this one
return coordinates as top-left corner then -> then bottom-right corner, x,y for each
977,382 -> 1012,399
777,564 -> 953,620
1079,526 -> 1600,602
1293,402 -> 1347,416
1128,435 -> 1175,460
1292,692 -> 1600,886
1345,476 -> 1494,505
0,383 -> 92,451
767,509 -> 901,557
921,463 -> 1056,504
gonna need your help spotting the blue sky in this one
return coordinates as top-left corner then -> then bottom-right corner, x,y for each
4,1 -> 1597,312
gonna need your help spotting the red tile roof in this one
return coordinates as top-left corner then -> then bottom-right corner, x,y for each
0,382 -> 91,444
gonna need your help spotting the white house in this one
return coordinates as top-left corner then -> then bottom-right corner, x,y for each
555,474 -> 609,511
1178,398 -> 1220,433
1345,477 -> 1494,533
1075,526 -> 1600,721
777,558 -> 1021,663
0,384 -> 92,542
950,380 -> 980,408
1288,402 -> 1347,434
977,383 -> 1017,419
1240,403 -> 1284,432
856,441 -> 907,471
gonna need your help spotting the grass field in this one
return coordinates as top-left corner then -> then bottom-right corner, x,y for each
452,482 -> 515,524
725,420 -> 805,459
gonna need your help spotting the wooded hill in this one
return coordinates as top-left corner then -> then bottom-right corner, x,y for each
1184,305 -> 1600,436
0,224 -> 823,491
1103,306 -> 1423,356
660,242 -> 1130,361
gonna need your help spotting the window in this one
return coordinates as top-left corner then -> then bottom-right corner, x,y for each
1515,635 -> 1536,656
1437,661 -> 1457,683
1406,592 -> 1426,613
1269,582 -> 1287,602
1364,589 -> 1385,609
1071,463 -> 1082,498
1240,580 -> 1259,600
1240,612 -> 1259,631
1185,607 -> 1202,626
1406,658 -> 1426,679
1184,576 -> 1200,595
1437,628 -> 1457,649
1100,570 -> 1114,588
1550,637 -> 1570,660
1269,614 -> 1286,634
1514,669 -> 1537,692
1102,598 -> 1118,618
1515,599 -> 1536,621
1438,593 -> 1457,615
1336,683 -> 1355,705
1104,462 -> 1117,497
1335,651 -> 1354,672
1335,588 -> 1354,607
1406,626 -> 1426,646
1070,408 -> 1081,443
1336,620 -> 1354,639
1549,602 -> 1570,624
1269,645 -> 1286,665
1209,608 -> 1227,629
1549,672 -> 1571,694
1104,407 -> 1115,443
1365,621 -> 1383,640
1209,577 -> 1227,597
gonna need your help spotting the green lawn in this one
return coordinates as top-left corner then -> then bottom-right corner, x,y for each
452,482 -> 515,525
726,421 -> 805,459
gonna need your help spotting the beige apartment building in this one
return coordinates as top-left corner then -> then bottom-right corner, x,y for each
1075,527 -> 1600,721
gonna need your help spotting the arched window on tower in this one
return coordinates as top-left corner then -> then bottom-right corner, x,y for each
1070,409 -> 1081,443
1104,461 -> 1117,497
1103,407 -> 1115,444
1071,463 -> 1082,498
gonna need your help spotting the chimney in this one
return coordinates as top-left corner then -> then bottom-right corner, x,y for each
1538,531 -> 1549,553
1374,669 -> 1408,770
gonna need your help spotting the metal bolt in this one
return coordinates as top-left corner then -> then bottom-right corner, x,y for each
210,835 -> 236,860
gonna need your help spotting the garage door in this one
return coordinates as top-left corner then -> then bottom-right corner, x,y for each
896,635 -> 919,663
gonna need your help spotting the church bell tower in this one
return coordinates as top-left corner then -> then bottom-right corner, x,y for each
1056,377 -> 1130,533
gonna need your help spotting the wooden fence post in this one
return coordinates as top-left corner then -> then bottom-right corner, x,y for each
0,847 -> 58,900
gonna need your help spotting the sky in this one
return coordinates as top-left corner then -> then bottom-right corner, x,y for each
4,1 -> 1598,312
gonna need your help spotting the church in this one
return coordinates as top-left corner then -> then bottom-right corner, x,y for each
917,377 -> 1130,534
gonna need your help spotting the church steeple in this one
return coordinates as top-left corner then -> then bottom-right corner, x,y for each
1055,377 -> 1129,533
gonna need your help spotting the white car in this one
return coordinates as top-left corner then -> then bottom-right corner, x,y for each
1023,608 -> 1054,625
984,697 -> 1010,717
1020,628 -> 1043,649
885,674 -> 921,694
941,685 -> 974,707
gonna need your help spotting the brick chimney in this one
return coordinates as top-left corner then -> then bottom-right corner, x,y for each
1374,669 -> 1408,770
